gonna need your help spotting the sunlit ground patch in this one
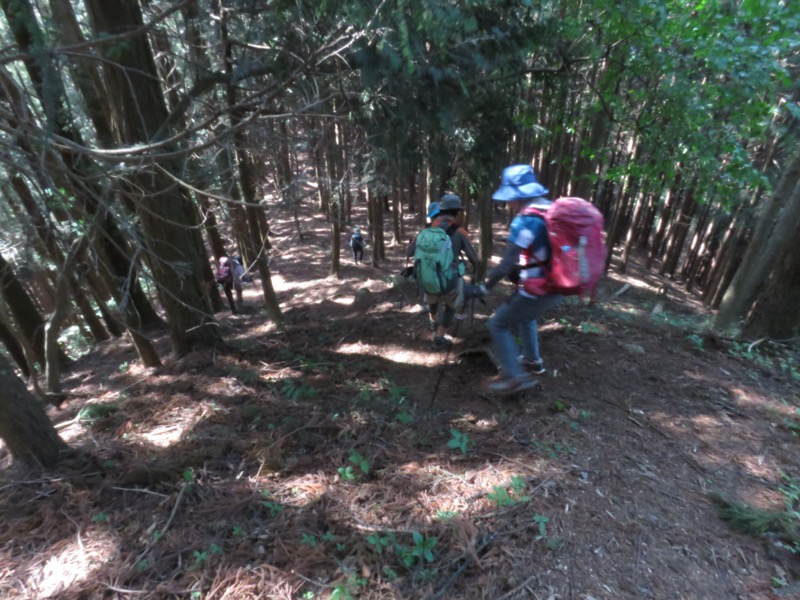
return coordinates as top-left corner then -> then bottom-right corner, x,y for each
15,531 -> 116,599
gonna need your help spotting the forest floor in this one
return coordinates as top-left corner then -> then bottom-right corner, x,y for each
1,198 -> 800,600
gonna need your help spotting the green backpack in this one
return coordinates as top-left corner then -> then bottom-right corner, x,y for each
413,222 -> 459,295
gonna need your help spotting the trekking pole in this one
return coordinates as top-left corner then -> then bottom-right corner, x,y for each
428,315 -> 461,411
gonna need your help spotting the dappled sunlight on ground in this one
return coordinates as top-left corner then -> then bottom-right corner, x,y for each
13,531 -> 116,599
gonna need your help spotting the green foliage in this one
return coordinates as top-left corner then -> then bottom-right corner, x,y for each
338,450 -> 370,481
331,574 -> 367,600
261,491 -> 285,518
280,377 -> 317,401
533,513 -> 550,538
189,543 -> 223,571
487,475 -> 531,507
58,325 -> 92,359
446,428 -> 470,455
686,334 -> 705,353
348,451 -> 370,475
365,532 -> 392,554
77,402 -> 119,423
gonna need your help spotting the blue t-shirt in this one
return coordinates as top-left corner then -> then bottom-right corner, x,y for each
508,212 -> 551,298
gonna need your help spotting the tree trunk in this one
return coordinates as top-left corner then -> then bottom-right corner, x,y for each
0,251 -> 49,369
0,317 -> 30,377
660,181 -> 699,277
716,162 -> 800,330
86,0 -> 221,354
0,353 -> 65,467
742,232 -> 800,338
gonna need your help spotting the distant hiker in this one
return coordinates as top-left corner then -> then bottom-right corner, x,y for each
407,194 -> 479,350
479,165 -> 564,393
233,255 -> 253,284
215,255 -> 239,314
350,227 -> 365,264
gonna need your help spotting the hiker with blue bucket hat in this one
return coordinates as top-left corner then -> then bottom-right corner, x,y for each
478,165 -> 564,394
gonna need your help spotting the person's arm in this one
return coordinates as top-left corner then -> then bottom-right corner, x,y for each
484,242 -> 522,290
456,232 -> 480,270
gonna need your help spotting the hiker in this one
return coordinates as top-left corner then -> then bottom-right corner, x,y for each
407,194 -> 480,349
350,227 -> 365,264
479,165 -> 564,393
426,201 -> 441,224
215,255 -> 239,314
233,255 -> 253,284
399,202 -> 442,280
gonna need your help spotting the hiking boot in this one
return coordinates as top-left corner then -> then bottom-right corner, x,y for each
486,374 -> 538,394
519,356 -> 546,375
433,335 -> 452,350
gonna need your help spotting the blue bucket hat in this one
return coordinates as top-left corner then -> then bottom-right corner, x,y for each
492,164 -> 550,202
439,194 -> 463,211
426,202 -> 441,219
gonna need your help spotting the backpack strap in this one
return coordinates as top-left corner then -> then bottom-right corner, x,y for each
443,221 -> 459,236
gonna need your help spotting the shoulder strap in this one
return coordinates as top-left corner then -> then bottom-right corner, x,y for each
444,222 -> 459,236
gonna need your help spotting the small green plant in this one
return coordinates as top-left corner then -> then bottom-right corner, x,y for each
77,402 -> 119,423
396,409 -> 414,424
389,383 -> 409,403
188,543 -> 223,571
436,510 -> 458,521
321,530 -> 335,543
579,322 -> 602,335
261,491 -> 285,517
182,468 -> 197,495
339,451 -> 370,481
280,377 -> 317,401
409,531 -> 438,565
366,532 -> 392,554
331,574 -> 367,600
300,533 -> 318,547
447,428 -> 470,455
487,475 -> 531,507
348,451 -> 370,475
118,360 -> 130,373
686,333 -> 704,353
91,512 -> 108,523
533,513 -> 550,538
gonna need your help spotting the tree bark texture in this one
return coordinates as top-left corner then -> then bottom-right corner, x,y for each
0,352 -> 65,467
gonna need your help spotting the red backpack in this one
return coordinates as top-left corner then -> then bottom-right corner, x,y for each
520,197 -> 607,300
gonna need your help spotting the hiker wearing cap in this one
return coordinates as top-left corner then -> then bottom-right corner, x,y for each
407,194 -> 480,349
479,165 -> 564,393
350,227 -> 365,264
426,201 -> 441,224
